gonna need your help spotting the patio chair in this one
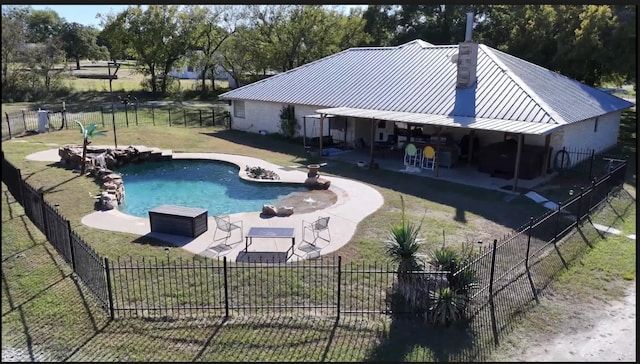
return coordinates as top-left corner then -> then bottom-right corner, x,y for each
421,145 -> 436,170
302,216 -> 331,247
404,143 -> 419,166
211,215 -> 243,247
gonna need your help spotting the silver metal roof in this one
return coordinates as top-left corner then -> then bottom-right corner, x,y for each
315,107 -> 561,136
220,39 -> 634,129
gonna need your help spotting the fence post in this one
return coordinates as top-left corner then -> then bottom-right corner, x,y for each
223,256 -> 229,318
104,257 -> 115,320
183,108 -> 187,127
5,112 -> 12,140
553,201 -> 563,242
587,149 -> 595,181
62,104 -> 68,130
151,106 -> 155,126
21,110 -> 27,131
168,108 -> 172,127
39,192 -> 50,240
489,239 -> 499,345
199,109 -> 202,127
212,107 -> 215,126
588,178 -> 597,214
134,103 -> 138,126
124,103 -> 129,127
100,106 -> 105,127
336,256 -> 342,319
525,217 -> 539,303
67,220 -> 77,272
575,186 -> 585,226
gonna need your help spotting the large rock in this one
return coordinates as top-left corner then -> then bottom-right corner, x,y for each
262,204 -> 278,216
304,176 -> 331,190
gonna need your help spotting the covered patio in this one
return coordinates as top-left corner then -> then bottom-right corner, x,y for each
313,106 -> 561,193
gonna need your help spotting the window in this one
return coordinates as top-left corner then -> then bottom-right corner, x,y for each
234,100 -> 245,118
187,66 -> 194,72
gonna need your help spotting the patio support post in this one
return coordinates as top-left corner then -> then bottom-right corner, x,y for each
369,118 -> 375,165
435,127 -> 443,178
541,134 -> 551,176
319,114 -> 325,157
512,133 -> 524,191
303,116 -> 307,148
343,118 -> 347,149
468,130 -> 476,166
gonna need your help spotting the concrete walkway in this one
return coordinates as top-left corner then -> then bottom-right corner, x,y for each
25,146 -> 384,262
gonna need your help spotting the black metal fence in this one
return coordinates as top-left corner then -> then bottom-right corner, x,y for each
552,146 -> 628,183
1,150 -> 630,345
2,102 -> 231,140
456,160 -> 629,343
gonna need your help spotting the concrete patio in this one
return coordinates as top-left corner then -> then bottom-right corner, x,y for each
26,147 -> 384,263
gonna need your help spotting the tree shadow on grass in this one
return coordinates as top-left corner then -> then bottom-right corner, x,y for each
365,316 -> 475,362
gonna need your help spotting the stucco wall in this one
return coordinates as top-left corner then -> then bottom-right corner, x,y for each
231,100 -> 331,137
558,111 -> 621,155
231,100 -> 624,160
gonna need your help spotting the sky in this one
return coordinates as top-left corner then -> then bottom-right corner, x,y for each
29,5 -> 368,29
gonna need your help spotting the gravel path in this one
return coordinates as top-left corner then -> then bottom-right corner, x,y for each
513,283 -> 636,362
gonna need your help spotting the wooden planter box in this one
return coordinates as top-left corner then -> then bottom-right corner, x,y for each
148,205 -> 208,238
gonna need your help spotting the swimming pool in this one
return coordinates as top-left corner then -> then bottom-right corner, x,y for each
115,160 -> 309,218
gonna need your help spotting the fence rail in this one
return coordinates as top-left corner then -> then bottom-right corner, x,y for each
0,149 -> 630,346
2,102 -> 231,141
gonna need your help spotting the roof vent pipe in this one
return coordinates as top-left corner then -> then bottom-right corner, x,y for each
465,12 -> 474,42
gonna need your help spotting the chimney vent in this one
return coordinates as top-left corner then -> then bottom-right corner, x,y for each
465,12 -> 474,42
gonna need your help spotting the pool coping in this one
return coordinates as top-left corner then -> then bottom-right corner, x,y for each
26,147 -> 384,262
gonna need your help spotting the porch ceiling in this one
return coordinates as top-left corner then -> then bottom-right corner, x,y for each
315,107 -> 561,136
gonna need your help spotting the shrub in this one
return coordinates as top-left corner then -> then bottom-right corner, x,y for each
278,105 -> 299,139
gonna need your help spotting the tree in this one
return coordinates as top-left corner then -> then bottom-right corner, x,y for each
21,37 -> 67,91
217,26 -> 261,87
1,8 -> 27,90
25,8 -> 64,43
61,22 -> 101,70
189,5 -> 243,94
362,5 -> 400,46
99,5 -> 200,94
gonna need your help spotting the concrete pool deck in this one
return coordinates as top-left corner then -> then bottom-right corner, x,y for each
26,146 -> 384,262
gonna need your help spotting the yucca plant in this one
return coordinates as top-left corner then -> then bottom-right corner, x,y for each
385,195 -> 426,310
428,287 -> 465,326
428,245 -> 459,272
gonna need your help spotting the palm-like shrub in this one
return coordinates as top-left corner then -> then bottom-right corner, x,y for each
385,196 -> 426,311
428,287 -> 466,326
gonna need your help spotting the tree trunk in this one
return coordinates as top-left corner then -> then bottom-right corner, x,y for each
76,57 -> 81,70
150,73 -> 157,93
200,68 -> 207,93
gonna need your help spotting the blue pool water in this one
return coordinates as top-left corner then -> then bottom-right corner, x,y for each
115,160 -> 308,218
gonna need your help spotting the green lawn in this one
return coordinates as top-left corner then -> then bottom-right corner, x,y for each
2,178 -> 634,361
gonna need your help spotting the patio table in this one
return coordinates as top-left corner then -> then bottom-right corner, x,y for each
245,227 -> 295,255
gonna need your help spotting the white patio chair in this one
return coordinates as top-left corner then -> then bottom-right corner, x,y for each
211,215 -> 243,247
302,216 -> 331,247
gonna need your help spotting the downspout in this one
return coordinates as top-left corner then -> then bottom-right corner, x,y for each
369,118 -> 375,165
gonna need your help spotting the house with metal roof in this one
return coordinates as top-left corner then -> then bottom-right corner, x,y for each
219,16 -> 634,189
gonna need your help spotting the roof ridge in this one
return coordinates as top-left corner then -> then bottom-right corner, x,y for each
480,44 -> 566,125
